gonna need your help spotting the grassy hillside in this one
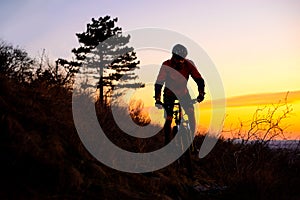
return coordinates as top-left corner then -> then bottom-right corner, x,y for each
0,75 -> 299,199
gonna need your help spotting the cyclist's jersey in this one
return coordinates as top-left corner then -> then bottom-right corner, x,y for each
155,58 -> 203,98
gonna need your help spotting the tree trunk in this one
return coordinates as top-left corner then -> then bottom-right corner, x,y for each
99,66 -> 104,107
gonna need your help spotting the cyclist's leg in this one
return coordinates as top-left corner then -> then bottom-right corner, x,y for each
181,94 -> 196,137
163,94 -> 175,145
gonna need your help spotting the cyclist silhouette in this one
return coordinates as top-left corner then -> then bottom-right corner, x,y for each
154,44 -> 205,145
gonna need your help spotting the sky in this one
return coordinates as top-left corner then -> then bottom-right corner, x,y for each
1,0 -> 299,138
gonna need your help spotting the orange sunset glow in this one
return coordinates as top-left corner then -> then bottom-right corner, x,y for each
129,86 -> 300,140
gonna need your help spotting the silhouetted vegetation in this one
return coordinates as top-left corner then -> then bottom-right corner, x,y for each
1,74 -> 299,199
0,40 -> 34,83
0,15 -> 299,199
0,40 -> 76,89
228,93 -> 293,145
129,99 -> 151,126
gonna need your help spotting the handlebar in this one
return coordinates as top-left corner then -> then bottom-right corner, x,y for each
155,99 -> 199,106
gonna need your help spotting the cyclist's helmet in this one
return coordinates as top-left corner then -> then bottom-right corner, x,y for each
172,44 -> 188,59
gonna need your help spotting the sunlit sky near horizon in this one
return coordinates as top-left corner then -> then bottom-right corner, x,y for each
1,0 -> 300,138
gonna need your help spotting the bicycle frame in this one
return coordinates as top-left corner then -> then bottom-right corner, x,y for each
158,99 -> 197,150
172,100 -> 194,151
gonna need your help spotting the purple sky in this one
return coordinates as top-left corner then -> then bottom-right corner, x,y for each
1,0 -> 299,96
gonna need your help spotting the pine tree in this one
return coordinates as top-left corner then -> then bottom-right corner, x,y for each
70,16 -> 142,106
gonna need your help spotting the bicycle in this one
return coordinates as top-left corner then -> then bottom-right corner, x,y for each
158,99 -> 198,178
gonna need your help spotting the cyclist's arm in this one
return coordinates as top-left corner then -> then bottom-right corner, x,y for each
187,60 -> 205,94
154,63 -> 168,100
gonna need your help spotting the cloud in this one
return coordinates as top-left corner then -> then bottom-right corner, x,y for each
201,90 -> 300,108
